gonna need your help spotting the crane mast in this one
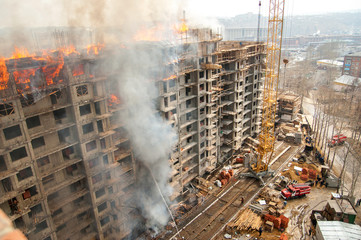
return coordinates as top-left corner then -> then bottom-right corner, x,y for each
253,0 -> 285,173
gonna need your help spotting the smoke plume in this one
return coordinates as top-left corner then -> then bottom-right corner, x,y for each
111,42 -> 179,234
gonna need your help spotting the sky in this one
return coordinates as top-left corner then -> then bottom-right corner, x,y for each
0,0 -> 360,28
186,0 -> 361,18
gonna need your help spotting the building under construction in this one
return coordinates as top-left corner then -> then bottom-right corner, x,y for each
0,28 -> 265,240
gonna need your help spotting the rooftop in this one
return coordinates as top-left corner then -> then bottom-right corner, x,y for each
346,52 -> 361,57
333,75 -> 361,86
317,221 -> 361,240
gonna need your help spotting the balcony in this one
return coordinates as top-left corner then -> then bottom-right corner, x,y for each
182,161 -> 198,174
44,173 -> 85,196
112,132 -> 129,146
201,63 -> 222,70
180,106 -> 197,115
35,142 -> 79,160
39,158 -> 82,178
57,215 -> 94,240
48,188 -> 89,213
243,109 -> 251,115
222,120 -> 233,126
242,117 -> 251,125
179,94 -> 197,103
181,152 -> 197,164
222,110 -> 236,116
114,149 -> 132,162
182,172 -> 198,185
53,203 -> 91,227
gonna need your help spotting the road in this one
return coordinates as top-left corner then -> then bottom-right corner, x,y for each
302,91 -> 361,201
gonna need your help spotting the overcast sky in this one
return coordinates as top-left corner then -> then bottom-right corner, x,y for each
186,0 -> 361,18
0,0 -> 360,28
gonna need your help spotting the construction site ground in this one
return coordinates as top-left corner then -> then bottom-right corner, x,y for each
161,113 -> 361,240
214,186 -> 336,240
162,142 -> 303,240
213,155 -> 361,240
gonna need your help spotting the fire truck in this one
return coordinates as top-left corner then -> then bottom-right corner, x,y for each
281,184 -> 311,200
328,134 -> 347,147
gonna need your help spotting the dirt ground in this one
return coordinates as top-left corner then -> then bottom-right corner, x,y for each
218,174 -> 361,240
283,185 -> 334,239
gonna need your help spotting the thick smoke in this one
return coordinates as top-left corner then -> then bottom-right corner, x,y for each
112,42 -> 179,234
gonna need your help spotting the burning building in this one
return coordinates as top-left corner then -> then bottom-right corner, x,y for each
0,26 -> 265,240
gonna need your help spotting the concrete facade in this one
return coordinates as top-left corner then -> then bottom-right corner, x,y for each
162,35 -> 265,200
0,54 -> 136,240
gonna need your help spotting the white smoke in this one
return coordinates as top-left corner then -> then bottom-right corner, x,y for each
113,42 -> 178,232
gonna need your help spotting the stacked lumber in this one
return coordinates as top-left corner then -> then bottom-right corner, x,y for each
228,208 -> 262,232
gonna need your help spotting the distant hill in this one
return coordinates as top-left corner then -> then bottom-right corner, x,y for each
219,11 -> 361,36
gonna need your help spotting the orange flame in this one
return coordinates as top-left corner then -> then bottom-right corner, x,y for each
11,47 -> 34,59
178,20 -> 189,33
87,43 -> 105,55
108,94 -> 121,106
41,53 -> 64,85
174,19 -> 189,34
0,58 -> 9,90
60,45 -> 80,56
72,63 -> 84,76
0,44 -> 99,92
13,68 -> 37,89
163,75 -> 177,81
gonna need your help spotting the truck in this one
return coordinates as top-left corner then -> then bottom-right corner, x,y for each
280,184 -> 311,200
328,134 -> 347,147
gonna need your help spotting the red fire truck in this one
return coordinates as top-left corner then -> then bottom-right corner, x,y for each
281,184 -> 311,200
328,134 -> 347,147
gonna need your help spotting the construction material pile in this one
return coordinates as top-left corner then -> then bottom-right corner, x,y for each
225,187 -> 290,238
281,162 -> 320,184
277,122 -> 303,144
264,214 -> 289,232
258,187 -> 285,214
227,208 -> 262,233
216,167 -> 234,186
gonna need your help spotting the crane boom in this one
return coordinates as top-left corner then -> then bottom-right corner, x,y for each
254,0 -> 285,173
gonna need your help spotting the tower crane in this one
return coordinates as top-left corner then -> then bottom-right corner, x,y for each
243,0 -> 286,185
